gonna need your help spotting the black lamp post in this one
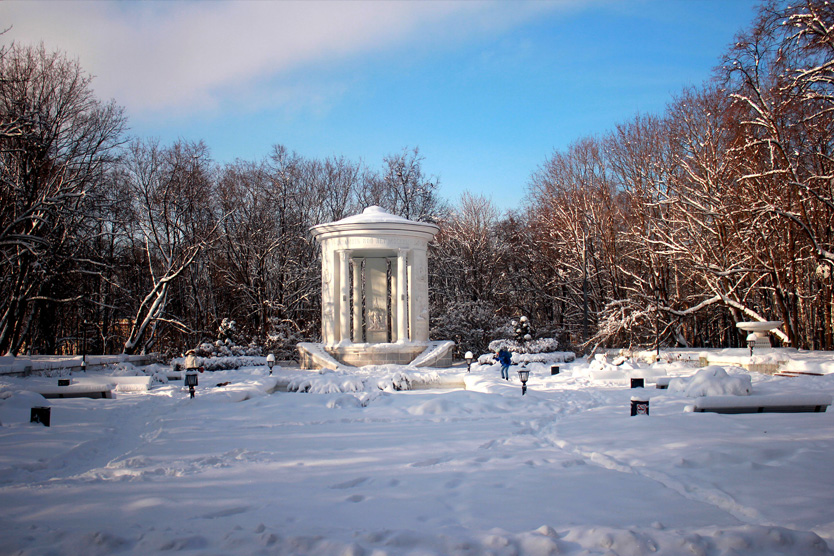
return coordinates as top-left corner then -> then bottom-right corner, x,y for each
266,353 -> 276,375
517,368 -> 530,395
82,319 -> 88,371
747,333 -> 756,357
654,288 -> 660,362
185,370 -> 198,398
464,351 -> 473,373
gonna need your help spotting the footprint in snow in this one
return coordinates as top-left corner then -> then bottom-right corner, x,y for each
444,478 -> 462,489
410,457 -> 447,468
199,506 -> 249,519
330,477 -> 369,489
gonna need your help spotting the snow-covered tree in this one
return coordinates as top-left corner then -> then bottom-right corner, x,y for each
116,139 -> 220,354
0,44 -> 126,355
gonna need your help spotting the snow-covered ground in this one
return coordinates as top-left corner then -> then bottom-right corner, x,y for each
1,353 -> 834,555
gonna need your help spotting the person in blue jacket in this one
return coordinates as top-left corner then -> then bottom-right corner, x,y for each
496,348 -> 512,380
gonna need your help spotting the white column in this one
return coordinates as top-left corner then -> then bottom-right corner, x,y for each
410,247 -> 430,342
397,249 -> 409,342
339,249 -> 351,343
321,241 -> 336,344
389,257 -> 398,342
352,258 -> 363,343
407,258 -> 414,342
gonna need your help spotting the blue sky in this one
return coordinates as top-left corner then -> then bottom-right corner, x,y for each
4,0 -> 760,209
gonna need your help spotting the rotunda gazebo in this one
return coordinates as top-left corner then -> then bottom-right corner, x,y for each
297,206 -> 452,368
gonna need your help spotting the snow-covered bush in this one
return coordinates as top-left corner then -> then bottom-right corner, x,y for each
513,316 -> 531,342
218,318 -> 239,343
669,366 -> 752,397
264,319 -> 308,362
108,362 -> 143,376
194,339 -> 261,358
174,317 -> 309,371
128,363 -> 171,384
486,315 -> 564,357
174,318 -> 264,364
430,300 -> 503,358
477,353 -> 494,366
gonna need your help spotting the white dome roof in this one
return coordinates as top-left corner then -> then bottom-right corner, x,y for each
310,206 -> 439,243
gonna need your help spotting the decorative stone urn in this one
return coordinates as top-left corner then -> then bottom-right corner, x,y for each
736,321 -> 783,348
298,206 -> 452,368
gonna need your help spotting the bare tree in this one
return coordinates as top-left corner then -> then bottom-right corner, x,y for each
0,44 -> 125,355
527,137 -> 626,347
720,0 -> 834,347
116,139 -> 219,354
367,147 -> 445,222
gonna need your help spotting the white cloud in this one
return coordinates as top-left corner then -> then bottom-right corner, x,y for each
1,0 -> 578,117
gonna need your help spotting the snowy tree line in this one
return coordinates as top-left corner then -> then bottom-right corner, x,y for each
1,0 -> 832,356
432,0 -> 834,353
0,41 -> 444,356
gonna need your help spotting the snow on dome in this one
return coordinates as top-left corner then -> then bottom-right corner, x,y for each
310,205 -> 439,243
329,206 -> 414,226
364,206 -> 395,217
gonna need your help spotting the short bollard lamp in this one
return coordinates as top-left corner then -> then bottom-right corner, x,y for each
517,368 -> 530,395
266,353 -> 276,375
746,333 -> 757,357
464,351 -> 473,373
185,370 -> 198,399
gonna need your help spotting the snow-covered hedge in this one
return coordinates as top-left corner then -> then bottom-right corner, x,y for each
513,351 -> 576,364
478,350 -> 575,366
173,327 -> 265,371
171,354 -> 265,372
488,337 -> 560,354
186,318 -> 304,363
196,339 -> 261,358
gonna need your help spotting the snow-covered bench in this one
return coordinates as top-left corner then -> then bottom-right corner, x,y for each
655,377 -> 675,389
33,383 -> 114,399
774,370 -> 824,377
689,394 -> 832,414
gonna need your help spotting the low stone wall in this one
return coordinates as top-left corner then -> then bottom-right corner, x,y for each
695,348 -> 793,375
0,354 -> 161,376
